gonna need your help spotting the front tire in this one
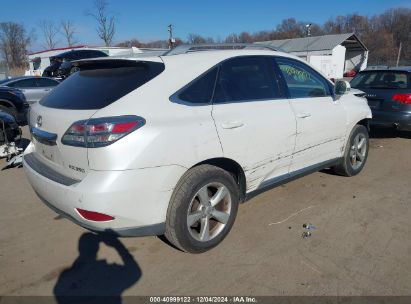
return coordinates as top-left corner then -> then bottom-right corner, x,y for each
333,124 -> 369,176
165,164 -> 239,253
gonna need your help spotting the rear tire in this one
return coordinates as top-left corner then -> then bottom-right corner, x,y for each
165,164 -> 239,253
333,124 -> 369,177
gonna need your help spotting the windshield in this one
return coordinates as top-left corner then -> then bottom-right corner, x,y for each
40,61 -> 164,110
351,71 -> 409,89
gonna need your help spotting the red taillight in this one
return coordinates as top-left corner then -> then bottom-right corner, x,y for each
76,208 -> 115,222
71,124 -> 86,133
62,116 -> 145,147
112,121 -> 139,133
392,93 -> 411,105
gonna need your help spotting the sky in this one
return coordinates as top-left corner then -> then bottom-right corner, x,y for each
1,0 -> 410,51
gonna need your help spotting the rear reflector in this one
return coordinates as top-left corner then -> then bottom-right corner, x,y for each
392,93 -> 411,105
76,208 -> 115,222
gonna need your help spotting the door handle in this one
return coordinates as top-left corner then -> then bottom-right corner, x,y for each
221,121 -> 244,129
296,112 -> 312,118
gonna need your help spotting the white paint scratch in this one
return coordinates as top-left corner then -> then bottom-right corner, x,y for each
268,205 -> 315,225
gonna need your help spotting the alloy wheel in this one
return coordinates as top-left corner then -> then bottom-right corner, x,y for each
186,182 -> 232,242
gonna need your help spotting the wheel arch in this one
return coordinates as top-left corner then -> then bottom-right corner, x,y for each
192,157 -> 247,203
357,118 -> 370,131
0,99 -> 16,110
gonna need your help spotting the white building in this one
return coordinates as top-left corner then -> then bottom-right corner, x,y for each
256,33 -> 368,79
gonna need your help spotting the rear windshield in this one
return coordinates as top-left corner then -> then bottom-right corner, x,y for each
351,71 -> 409,89
40,61 -> 164,109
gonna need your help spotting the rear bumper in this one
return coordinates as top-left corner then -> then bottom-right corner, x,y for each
23,152 -> 187,236
370,110 -> 411,131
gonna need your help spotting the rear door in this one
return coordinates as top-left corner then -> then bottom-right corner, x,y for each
274,57 -> 347,172
211,56 -> 296,191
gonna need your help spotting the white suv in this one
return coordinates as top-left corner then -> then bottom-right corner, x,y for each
23,46 -> 371,253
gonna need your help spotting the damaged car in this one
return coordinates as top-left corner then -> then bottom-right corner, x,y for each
23,45 -> 372,253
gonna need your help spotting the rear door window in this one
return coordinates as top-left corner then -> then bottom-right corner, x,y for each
40,61 -> 165,109
87,50 -> 108,58
35,78 -> 59,87
213,56 -> 281,103
8,78 -> 37,88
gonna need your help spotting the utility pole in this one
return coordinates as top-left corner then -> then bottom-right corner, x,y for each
305,24 -> 312,62
168,24 -> 175,49
396,42 -> 402,67
306,23 -> 312,37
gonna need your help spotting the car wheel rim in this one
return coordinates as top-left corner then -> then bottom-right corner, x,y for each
349,133 -> 367,170
187,182 -> 232,242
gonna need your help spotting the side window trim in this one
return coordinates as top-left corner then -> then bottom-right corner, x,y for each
274,56 -> 334,99
169,66 -> 219,106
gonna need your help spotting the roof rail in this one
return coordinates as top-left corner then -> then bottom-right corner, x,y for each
163,43 -> 283,56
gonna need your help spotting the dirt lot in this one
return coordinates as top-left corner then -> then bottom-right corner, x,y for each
0,128 -> 411,297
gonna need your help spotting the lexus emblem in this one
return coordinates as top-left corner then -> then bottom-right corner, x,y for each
36,115 -> 43,127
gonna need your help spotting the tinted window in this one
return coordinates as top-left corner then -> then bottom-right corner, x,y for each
40,62 -> 165,109
178,68 -> 217,103
36,78 -> 59,87
87,50 -> 108,58
351,71 -> 409,89
276,58 -> 331,98
8,78 -> 37,88
213,57 -> 281,103
74,51 -> 90,59
61,53 -> 77,61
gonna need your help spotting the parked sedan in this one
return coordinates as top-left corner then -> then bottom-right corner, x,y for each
0,76 -> 60,104
350,67 -> 411,131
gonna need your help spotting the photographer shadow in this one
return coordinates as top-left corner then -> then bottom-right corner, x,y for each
54,232 -> 141,304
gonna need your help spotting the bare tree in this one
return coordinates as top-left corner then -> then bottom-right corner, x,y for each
38,20 -> 59,49
0,22 -> 30,69
61,20 -> 77,47
87,0 -> 115,46
224,33 -> 240,43
187,33 -> 207,44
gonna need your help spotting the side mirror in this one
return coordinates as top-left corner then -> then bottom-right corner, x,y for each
335,80 -> 351,95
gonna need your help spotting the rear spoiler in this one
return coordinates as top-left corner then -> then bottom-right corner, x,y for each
71,57 -> 164,70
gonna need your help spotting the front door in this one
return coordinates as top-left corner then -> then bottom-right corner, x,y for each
274,57 -> 347,172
